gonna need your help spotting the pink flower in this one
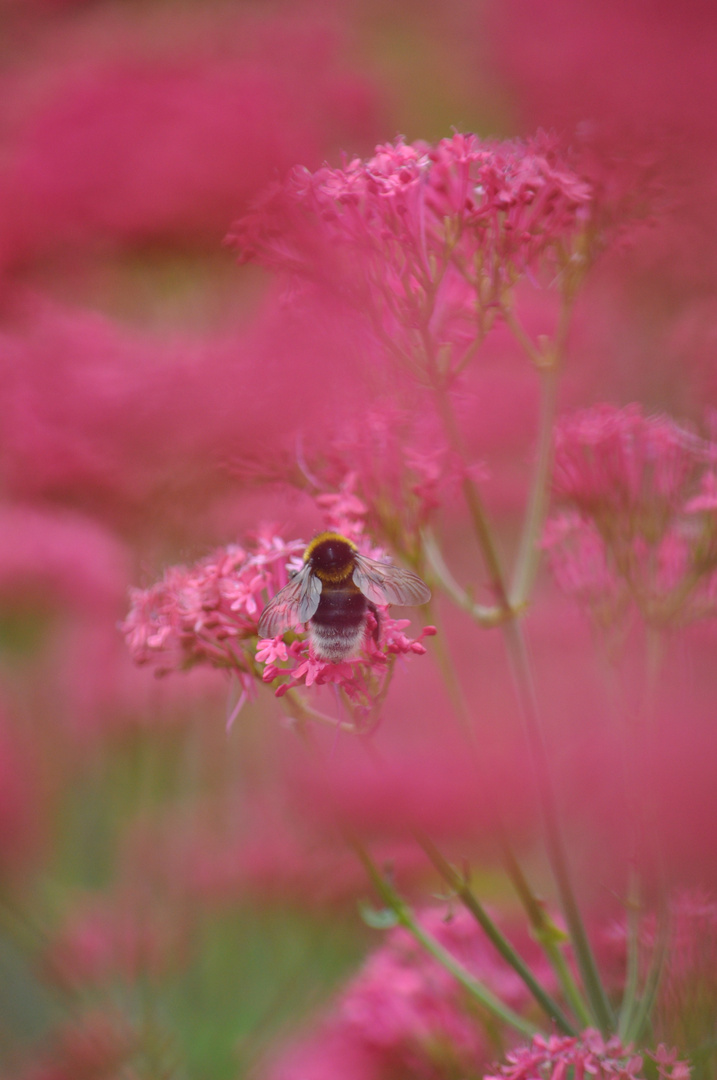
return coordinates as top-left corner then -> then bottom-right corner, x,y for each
232,132 -> 592,281
229,133 -> 594,383
256,637 -> 290,666
122,532 -> 304,684
552,404 -> 711,520
315,472 -> 370,542
546,403 -> 717,625
266,906 -> 554,1080
315,408 -> 473,550
124,505 -> 433,728
486,1030 -> 688,1080
600,890 -> 717,1070
260,606 -> 435,723
543,513 -> 622,625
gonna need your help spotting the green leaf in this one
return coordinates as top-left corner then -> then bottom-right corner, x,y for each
358,901 -> 399,930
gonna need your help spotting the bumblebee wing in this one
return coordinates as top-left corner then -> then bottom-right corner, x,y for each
258,564 -> 322,638
352,552 -> 431,607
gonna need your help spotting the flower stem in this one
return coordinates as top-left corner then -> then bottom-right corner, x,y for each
432,380 -> 613,1033
415,831 -> 576,1034
422,527 -> 506,627
499,837 -> 594,1029
510,362 -> 561,608
617,866 -> 642,1041
349,836 -> 538,1039
432,332 -> 614,1032
509,294 -> 572,609
624,896 -> 670,1044
421,598 -> 482,755
503,618 -> 614,1033
432,387 -> 511,613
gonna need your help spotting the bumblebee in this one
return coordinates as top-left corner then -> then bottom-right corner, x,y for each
258,532 -> 431,662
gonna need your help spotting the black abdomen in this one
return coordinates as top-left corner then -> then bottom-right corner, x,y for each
309,586 -> 367,661
312,587 -> 367,629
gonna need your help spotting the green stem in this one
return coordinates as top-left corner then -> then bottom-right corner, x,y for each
500,307 -> 545,368
510,362 -> 560,608
415,832 -> 576,1034
500,838 -> 593,1029
503,619 -> 614,1033
617,868 -> 642,1040
621,628 -> 669,1044
422,527 -> 505,627
350,837 -> 537,1039
432,377 -> 613,1033
432,387 -> 511,613
624,897 -> 669,1044
509,295 -> 572,609
422,598 -> 482,755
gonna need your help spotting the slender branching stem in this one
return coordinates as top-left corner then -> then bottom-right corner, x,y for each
349,836 -> 538,1039
510,294 -> 572,608
432,374 -> 613,1033
510,362 -> 561,608
422,528 -> 506,627
500,307 -> 545,368
422,598 -> 481,753
503,618 -> 614,1033
432,387 -> 511,614
618,866 -> 643,1040
415,831 -> 577,1034
620,626 -> 669,1042
424,296 -> 618,1033
624,897 -> 670,1044
499,837 -> 594,1029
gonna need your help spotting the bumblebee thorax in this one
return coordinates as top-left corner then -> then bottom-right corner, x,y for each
304,532 -> 357,583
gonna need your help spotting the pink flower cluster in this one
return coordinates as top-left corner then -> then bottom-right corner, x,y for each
259,607 -> 435,715
487,1031 -> 689,1080
229,133 -> 593,380
317,408 -> 471,548
545,403 -> 717,625
600,890 -> 717,1060
123,519 -> 434,723
268,906 -> 553,1080
122,532 -> 304,691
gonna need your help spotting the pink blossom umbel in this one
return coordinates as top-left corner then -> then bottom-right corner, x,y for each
122,531 -> 304,698
267,906 -> 555,1080
123,520 -> 434,725
545,403 -> 717,626
485,1031 -> 689,1080
229,133 -> 594,383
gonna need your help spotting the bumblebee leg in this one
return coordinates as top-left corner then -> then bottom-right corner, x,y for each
367,601 -> 381,643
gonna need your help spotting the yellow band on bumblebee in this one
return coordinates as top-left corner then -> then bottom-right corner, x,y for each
303,531 -> 358,562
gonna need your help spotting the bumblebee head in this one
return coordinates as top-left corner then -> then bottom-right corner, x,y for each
304,532 -> 357,580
